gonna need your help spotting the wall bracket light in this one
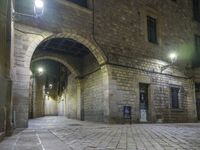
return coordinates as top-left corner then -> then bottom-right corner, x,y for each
161,52 -> 177,72
12,0 -> 44,19
37,67 -> 44,75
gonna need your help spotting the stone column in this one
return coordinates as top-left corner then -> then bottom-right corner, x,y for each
12,67 -> 30,128
6,79 -> 12,135
76,79 -> 82,120
101,65 -> 110,123
6,0 -> 14,135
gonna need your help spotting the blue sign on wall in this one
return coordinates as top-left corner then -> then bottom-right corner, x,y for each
123,106 -> 132,119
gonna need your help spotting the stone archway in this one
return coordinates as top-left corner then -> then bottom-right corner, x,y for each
31,52 -> 80,76
25,32 -> 107,69
30,58 -> 82,120
13,30 -> 109,128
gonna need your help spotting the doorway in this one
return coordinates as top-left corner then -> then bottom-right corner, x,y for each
139,83 -> 149,122
196,83 -> 200,121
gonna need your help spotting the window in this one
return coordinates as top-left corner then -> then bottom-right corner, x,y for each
193,35 -> 200,66
171,87 -> 180,109
67,0 -> 87,8
147,16 -> 157,43
193,0 -> 200,21
195,35 -> 200,52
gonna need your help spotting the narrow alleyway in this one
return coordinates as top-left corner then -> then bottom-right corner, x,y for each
0,116 -> 200,150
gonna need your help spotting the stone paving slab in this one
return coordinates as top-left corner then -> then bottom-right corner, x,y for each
0,117 -> 200,150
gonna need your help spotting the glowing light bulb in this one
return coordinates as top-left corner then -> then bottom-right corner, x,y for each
34,0 -> 44,9
49,84 -> 53,89
37,67 -> 44,74
169,53 -> 177,63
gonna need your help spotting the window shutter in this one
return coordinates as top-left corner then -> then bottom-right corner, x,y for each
147,16 -> 157,43
193,0 -> 200,21
171,87 -> 180,109
194,35 -> 200,66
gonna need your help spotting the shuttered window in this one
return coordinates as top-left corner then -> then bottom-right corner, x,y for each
147,16 -> 157,43
193,0 -> 200,21
195,35 -> 200,53
0,0 -> 7,15
193,35 -> 200,67
171,87 -> 180,109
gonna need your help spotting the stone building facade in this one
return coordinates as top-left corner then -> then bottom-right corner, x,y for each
0,0 -> 13,141
1,0 -> 200,131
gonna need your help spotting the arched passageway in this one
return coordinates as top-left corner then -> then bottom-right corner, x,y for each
30,59 -> 77,119
12,31 -> 109,128
29,37 -> 108,122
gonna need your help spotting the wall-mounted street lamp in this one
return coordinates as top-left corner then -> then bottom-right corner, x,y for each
37,67 -> 44,75
31,66 -> 44,78
161,52 -> 178,72
169,53 -> 177,64
49,84 -> 53,89
13,0 -> 44,18
34,0 -> 44,17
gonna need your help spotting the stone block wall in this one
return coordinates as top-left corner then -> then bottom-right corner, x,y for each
57,100 -> 65,116
194,68 -> 200,82
31,73 -> 78,119
30,65 -> 106,122
0,0 -> 12,140
45,96 -> 58,116
57,68 -> 105,122
0,0 -> 10,78
91,0 -> 199,123
0,77 -> 8,137
12,0 -> 200,127
94,0 -> 200,65
13,28 -> 44,128
82,53 -> 100,76
62,74 -> 78,119
15,0 -> 92,39
81,69 -> 104,122
107,54 -> 196,123
33,78 -> 45,117
13,0 -> 102,128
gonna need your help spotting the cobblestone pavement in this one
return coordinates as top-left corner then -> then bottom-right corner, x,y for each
0,117 -> 200,150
